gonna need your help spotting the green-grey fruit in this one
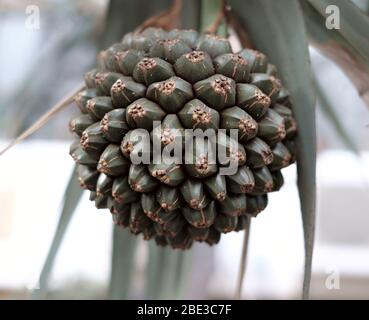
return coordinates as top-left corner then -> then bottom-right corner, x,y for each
97,144 -> 130,176
110,77 -> 146,107
218,194 -> 247,217
146,76 -> 193,113
214,53 -> 250,83
77,165 -> 99,191
133,57 -> 175,85
251,167 -> 274,195
226,165 -> 255,194
96,173 -> 113,196
194,75 -> 236,110
69,114 -> 95,136
100,108 -> 129,143
149,38 -> 192,63
238,49 -> 268,73
178,99 -> 219,130
168,29 -> 198,47
80,123 -> 109,156
237,83 -> 271,120
74,89 -> 98,113
203,173 -> 227,202
156,185 -> 182,211
128,164 -> 159,193
112,176 -> 139,204
246,195 -> 268,217
151,114 -> 184,149
196,34 -> 232,58
220,106 -> 258,142
251,73 -> 282,102
148,161 -> 185,186
269,142 -> 292,172
213,214 -> 238,233
86,96 -> 115,121
245,137 -> 273,169
257,109 -> 286,146
174,51 -> 215,83
126,98 -> 166,130
182,201 -> 216,228
180,179 -> 210,210
114,49 -> 145,75
84,69 -> 99,88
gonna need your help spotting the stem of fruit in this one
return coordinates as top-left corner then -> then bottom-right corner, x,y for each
235,217 -> 251,300
134,0 -> 182,33
224,6 -> 254,49
0,82 -> 85,156
205,0 -> 225,34
203,0 -> 227,36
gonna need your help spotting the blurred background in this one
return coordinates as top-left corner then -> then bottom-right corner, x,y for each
1,0 -> 369,299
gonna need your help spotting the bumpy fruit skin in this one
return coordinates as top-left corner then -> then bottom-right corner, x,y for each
69,28 -> 297,250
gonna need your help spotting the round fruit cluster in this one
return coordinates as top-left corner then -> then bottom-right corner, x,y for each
69,28 -> 297,249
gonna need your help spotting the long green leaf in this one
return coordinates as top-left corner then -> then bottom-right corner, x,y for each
228,0 -> 316,299
31,166 -> 83,299
146,243 -> 165,299
314,77 -> 359,154
158,249 -> 182,299
352,0 -> 369,14
235,218 -> 251,299
145,244 -> 190,299
302,0 -> 369,107
145,246 -> 173,299
159,250 -> 188,299
308,0 -> 369,64
109,227 -> 138,299
173,250 -> 192,299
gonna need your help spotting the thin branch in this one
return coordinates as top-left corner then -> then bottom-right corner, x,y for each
205,0 -> 226,34
224,6 -> 254,49
135,0 -> 182,34
235,217 -> 251,300
0,82 -> 85,156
